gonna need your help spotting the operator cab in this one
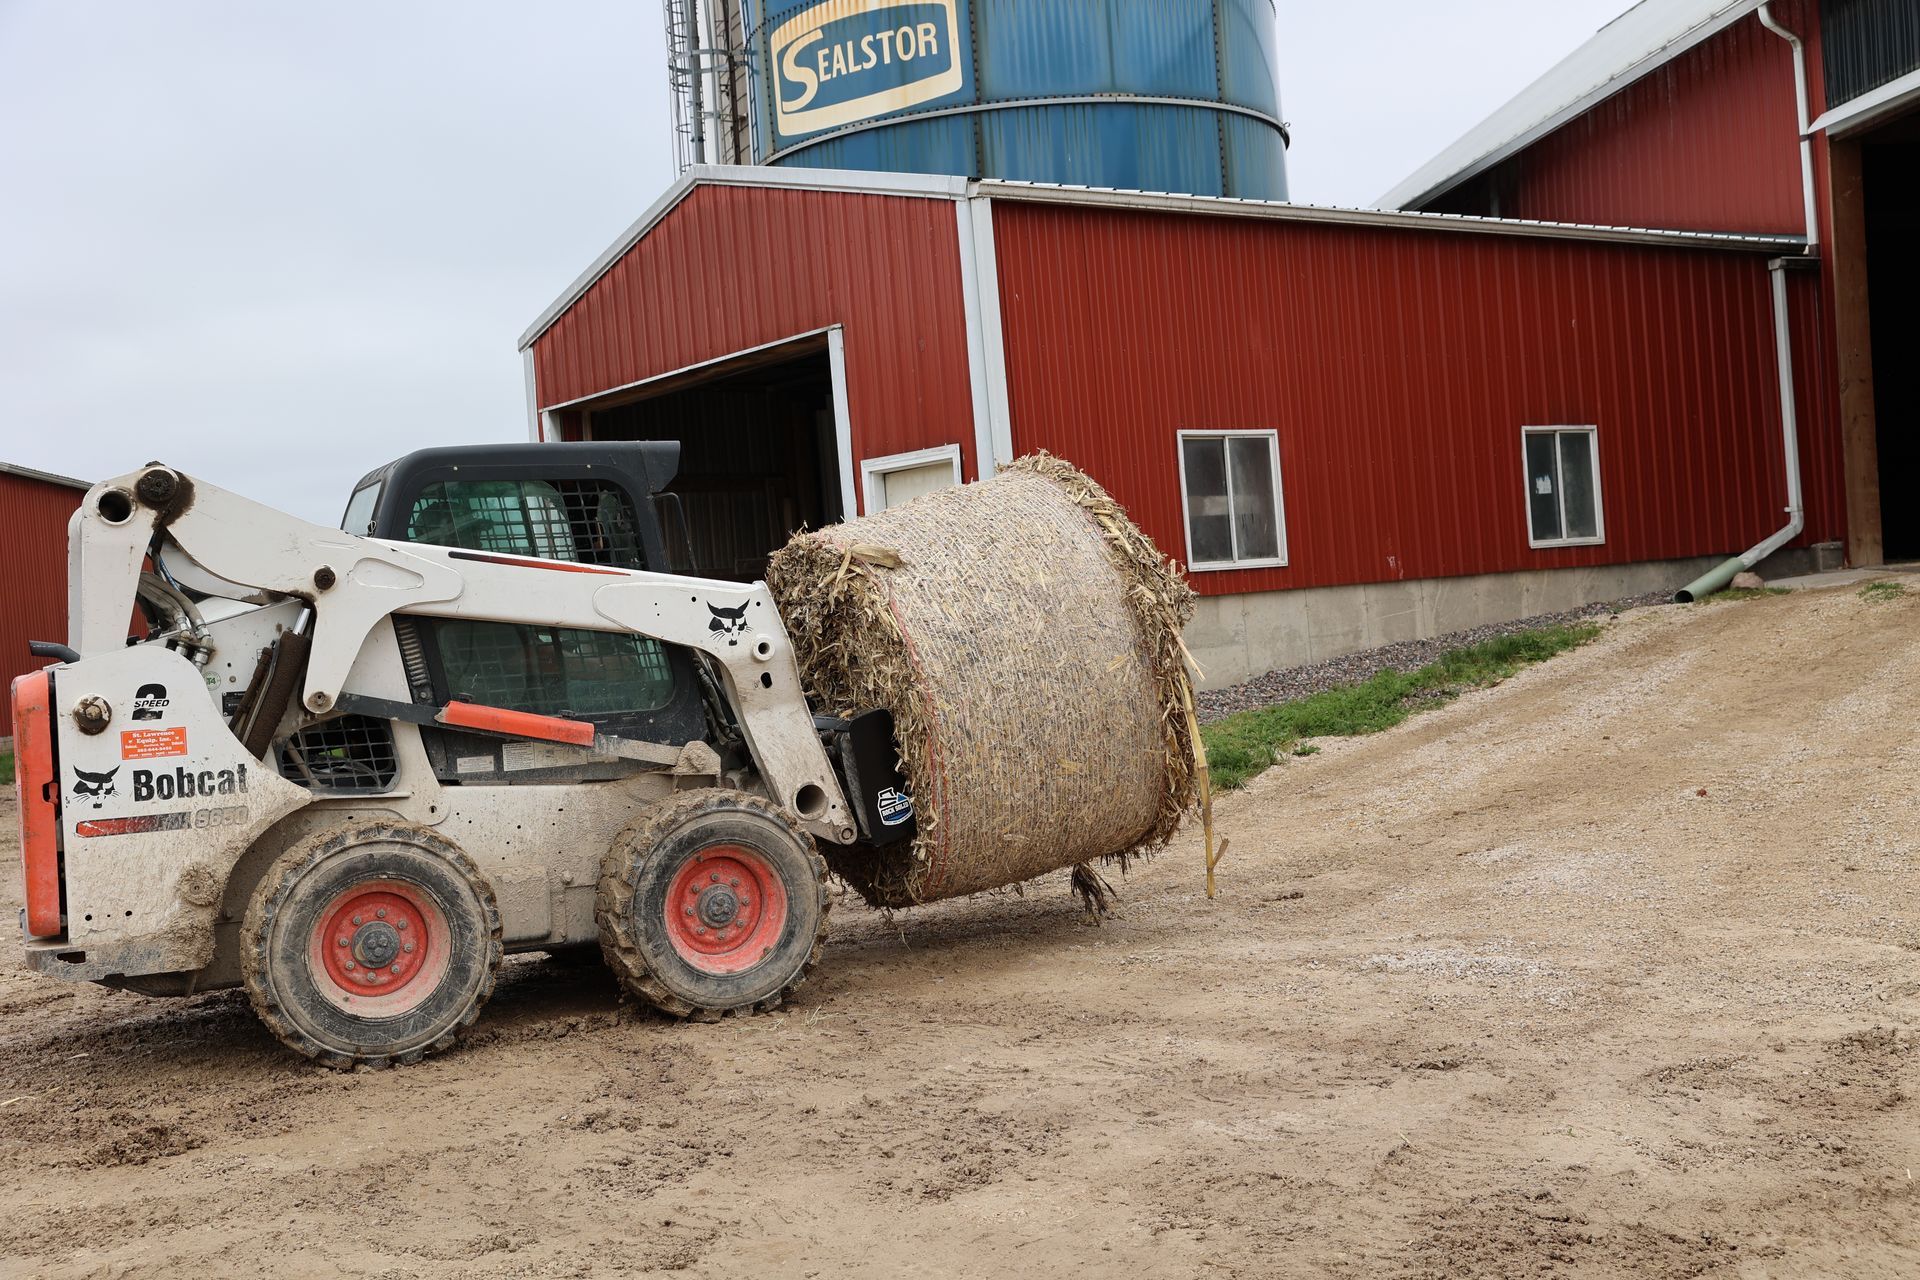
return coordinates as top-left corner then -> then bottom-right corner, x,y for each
331,443 -> 711,788
328,442 -> 912,849
342,441 -> 692,573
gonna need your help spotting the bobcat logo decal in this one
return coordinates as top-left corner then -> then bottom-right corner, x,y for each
71,765 -> 120,809
707,601 -> 751,647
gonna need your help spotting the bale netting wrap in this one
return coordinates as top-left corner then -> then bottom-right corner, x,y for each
766,453 -> 1198,908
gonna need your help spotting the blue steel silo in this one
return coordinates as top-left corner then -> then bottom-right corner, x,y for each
719,0 -> 1288,200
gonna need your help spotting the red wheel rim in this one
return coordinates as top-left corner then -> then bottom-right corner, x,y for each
307,880 -> 450,1015
663,844 -> 788,976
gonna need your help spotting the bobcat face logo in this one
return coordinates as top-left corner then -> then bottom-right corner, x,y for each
707,602 -> 751,647
71,766 -> 120,809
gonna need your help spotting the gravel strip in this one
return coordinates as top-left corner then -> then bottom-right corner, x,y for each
1194,591 -> 1671,723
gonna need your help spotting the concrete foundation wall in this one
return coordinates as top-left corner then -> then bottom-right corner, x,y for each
1185,556 -> 1726,690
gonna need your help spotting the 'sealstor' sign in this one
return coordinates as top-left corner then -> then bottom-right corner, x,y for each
771,0 -> 967,144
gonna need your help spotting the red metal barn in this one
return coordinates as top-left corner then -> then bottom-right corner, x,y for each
1,464 -> 87,731
520,167 -> 1839,685
1383,0 -> 1920,569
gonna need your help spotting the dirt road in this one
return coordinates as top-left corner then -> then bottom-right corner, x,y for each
2,585 -> 1916,1278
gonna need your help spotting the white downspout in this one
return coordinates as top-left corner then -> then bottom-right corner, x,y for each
1757,3 -> 1819,250
1675,258 -> 1806,600
1752,257 -> 1807,565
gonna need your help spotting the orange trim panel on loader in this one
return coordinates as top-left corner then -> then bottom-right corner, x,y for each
438,700 -> 597,747
12,670 -> 63,938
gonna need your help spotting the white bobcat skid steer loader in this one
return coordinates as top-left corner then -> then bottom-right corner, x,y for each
11,445 -> 914,1067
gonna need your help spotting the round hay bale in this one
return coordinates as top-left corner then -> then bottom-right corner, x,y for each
766,454 -> 1197,908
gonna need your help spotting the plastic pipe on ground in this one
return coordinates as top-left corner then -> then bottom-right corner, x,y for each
1676,258 -> 1806,602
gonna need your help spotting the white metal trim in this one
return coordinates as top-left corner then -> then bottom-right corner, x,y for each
970,197 -> 1015,469
955,199 -> 996,483
522,349 -> 541,442
827,328 -> 859,519
860,443 -> 963,514
975,179 -> 1803,253
1808,65 -> 1920,138
1521,425 -> 1607,549
541,326 -> 836,413
518,165 -> 970,351
1175,429 -> 1289,572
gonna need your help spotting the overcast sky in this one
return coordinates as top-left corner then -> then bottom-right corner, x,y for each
1,0 -> 1630,522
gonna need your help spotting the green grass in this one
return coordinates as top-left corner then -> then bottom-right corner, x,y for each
1710,586 -> 1789,602
0,749 -> 12,788
1859,580 -> 1908,603
1201,623 -> 1602,792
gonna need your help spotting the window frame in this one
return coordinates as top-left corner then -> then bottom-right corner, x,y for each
860,443 -> 963,514
1520,425 -> 1606,549
1176,429 -> 1289,572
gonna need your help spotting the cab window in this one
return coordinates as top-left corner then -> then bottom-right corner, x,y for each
406,478 -> 643,568
429,620 -> 677,719
341,482 -> 382,536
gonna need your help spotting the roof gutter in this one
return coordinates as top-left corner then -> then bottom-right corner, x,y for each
976,180 -> 1803,254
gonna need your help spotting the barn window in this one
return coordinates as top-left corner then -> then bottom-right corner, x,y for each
1178,431 -> 1286,571
861,444 -> 962,513
1522,426 -> 1604,547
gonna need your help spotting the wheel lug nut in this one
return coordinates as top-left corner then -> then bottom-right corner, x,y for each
391,964 -> 402,974
729,878 -> 740,887
376,908 -> 387,919
344,960 -> 356,970
695,926 -> 707,935
684,907 -> 694,917
710,873 -> 720,883
352,915 -> 363,926
337,937 -> 349,947
403,942 -> 414,953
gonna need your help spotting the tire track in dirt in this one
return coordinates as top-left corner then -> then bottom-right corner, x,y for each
2,587 -> 1917,1277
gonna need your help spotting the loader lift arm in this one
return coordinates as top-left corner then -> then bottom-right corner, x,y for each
66,463 -> 858,844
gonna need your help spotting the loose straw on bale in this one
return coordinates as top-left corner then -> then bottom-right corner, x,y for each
767,453 -> 1209,910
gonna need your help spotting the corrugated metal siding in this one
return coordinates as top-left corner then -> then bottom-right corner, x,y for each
992,200 -> 1833,596
530,184 -> 977,499
0,474 -> 81,728
1424,15 -> 1804,236
1820,0 -> 1920,106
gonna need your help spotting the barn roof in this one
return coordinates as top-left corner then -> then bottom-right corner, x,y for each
519,157 -> 1801,351
0,460 -> 89,491
1377,0 -> 1767,211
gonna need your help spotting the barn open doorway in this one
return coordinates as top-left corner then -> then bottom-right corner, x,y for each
1861,117 -> 1920,562
578,332 -> 851,582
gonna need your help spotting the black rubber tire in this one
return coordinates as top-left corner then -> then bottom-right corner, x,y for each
242,821 -> 503,1070
596,789 -> 829,1018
